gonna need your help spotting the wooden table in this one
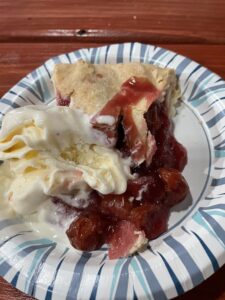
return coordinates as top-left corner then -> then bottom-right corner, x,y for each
0,0 -> 225,299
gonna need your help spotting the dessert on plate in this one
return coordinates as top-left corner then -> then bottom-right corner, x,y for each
0,60 -> 189,259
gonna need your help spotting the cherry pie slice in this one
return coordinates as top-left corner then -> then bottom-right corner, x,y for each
52,61 -> 188,259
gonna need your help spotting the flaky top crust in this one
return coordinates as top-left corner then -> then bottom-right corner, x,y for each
52,60 -> 180,115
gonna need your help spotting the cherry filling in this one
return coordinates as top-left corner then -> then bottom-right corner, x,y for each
56,91 -> 71,106
64,98 -> 189,255
54,77 -> 189,256
145,101 -> 187,171
92,77 -> 160,165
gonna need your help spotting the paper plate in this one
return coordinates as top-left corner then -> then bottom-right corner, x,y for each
0,43 -> 225,300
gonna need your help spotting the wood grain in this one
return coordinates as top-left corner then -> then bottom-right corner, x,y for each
0,278 -> 34,300
0,0 -> 225,43
1,43 -> 225,97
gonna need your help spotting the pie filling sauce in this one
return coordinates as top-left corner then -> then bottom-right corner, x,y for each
56,77 -> 189,256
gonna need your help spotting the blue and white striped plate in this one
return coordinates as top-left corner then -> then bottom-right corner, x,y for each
0,43 -> 225,300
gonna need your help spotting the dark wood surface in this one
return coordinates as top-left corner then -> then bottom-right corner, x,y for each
0,0 -> 225,299
0,0 -> 225,43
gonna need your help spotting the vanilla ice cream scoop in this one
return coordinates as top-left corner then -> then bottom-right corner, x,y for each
0,105 -> 114,160
0,105 -> 132,215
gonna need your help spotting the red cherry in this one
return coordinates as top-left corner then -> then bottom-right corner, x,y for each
66,212 -> 105,251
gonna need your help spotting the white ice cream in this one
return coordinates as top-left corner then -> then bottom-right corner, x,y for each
0,105 -> 132,216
